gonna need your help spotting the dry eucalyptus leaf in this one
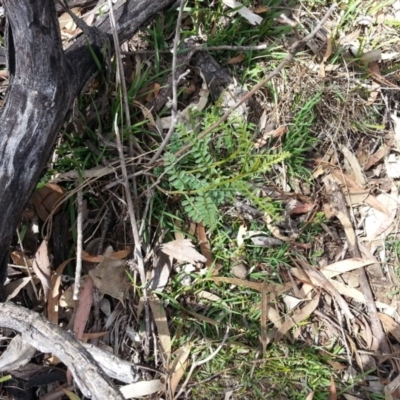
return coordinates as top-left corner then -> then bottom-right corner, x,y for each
120,379 -> 165,399
223,0 -> 263,25
161,239 -> 207,264
0,335 -> 36,371
169,345 -> 190,396
149,293 -> 171,359
32,240 -> 52,299
4,277 -> 31,301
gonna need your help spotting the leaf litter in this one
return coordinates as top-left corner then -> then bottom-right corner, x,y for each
4,0 -> 400,399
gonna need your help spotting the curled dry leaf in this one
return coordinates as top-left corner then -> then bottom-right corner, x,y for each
161,239 -> 207,264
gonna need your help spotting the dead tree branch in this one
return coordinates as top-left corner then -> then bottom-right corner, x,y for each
0,0 -> 175,296
0,302 -> 124,399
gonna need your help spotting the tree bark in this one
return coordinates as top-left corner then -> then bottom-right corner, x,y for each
0,0 -> 175,298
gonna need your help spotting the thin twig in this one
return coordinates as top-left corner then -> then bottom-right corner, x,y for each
73,187 -> 83,300
173,4 -> 337,159
138,176 -> 152,237
113,117 -> 146,279
107,0 -> 141,220
113,114 -> 149,329
148,0 -> 185,165
107,0 -> 141,158
123,43 -> 273,55
173,314 -> 231,400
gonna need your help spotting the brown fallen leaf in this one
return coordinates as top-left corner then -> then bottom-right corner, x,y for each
161,239 -> 207,264
254,125 -> 287,149
378,313 -> 400,343
82,246 -> 132,263
73,276 -> 94,340
48,259 -> 73,324
364,143 -> 390,170
32,240 -> 52,300
196,223 -> 214,267
227,53 -> 245,64
4,277 -> 31,301
149,293 -> 171,360
89,258 -> 128,303
330,375 -> 338,400
329,169 -> 390,214
169,345 -> 190,396
275,293 -> 321,342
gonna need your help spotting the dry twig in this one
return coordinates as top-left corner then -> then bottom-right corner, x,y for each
73,187 -> 83,300
149,0 -> 185,164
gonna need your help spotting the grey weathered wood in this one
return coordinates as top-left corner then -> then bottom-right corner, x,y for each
0,302 -> 124,399
0,0 -> 175,296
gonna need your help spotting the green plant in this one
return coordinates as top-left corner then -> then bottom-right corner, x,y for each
282,92 -> 322,177
160,108 -> 289,228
